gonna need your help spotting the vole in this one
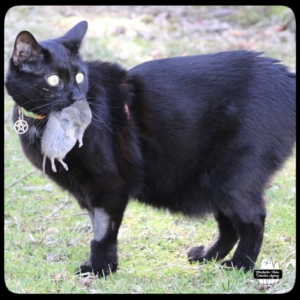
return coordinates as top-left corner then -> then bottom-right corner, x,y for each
41,100 -> 92,174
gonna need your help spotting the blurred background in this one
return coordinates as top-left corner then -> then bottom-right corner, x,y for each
4,6 -> 295,71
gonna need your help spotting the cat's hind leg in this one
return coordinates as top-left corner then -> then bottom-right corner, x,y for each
188,210 -> 239,264
221,206 -> 266,272
188,192 -> 266,272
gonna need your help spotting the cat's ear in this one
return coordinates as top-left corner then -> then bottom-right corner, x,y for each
12,31 -> 43,67
59,21 -> 88,52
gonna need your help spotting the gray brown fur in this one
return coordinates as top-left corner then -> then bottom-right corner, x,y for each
41,100 -> 92,175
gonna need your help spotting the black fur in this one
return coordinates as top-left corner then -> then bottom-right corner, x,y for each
5,21 -> 295,275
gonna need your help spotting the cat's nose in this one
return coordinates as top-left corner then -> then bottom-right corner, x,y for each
71,87 -> 84,101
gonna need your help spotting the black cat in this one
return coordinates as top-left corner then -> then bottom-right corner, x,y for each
5,21 -> 295,276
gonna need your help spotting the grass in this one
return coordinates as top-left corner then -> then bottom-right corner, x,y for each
4,6 -> 295,294
4,152 -> 296,293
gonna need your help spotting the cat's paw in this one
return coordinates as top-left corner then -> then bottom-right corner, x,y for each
75,261 -> 93,276
94,261 -> 118,277
88,239 -> 119,277
187,246 -> 206,263
75,258 -> 118,277
221,260 -> 254,272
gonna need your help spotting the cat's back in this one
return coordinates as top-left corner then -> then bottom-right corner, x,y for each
129,50 -> 258,80
128,50 -> 294,96
128,50 -> 295,134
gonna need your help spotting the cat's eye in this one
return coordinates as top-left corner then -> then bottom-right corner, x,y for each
62,118 -> 69,124
76,72 -> 84,84
47,75 -> 60,86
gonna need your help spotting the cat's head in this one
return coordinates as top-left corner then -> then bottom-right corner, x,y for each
5,21 -> 89,116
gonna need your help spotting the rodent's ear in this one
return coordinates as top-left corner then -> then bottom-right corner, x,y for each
13,31 -> 43,68
58,21 -> 88,53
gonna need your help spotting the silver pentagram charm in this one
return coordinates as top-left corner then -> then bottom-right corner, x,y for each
14,119 -> 28,134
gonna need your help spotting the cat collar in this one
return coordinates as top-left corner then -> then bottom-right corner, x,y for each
14,106 -> 46,134
18,106 -> 46,120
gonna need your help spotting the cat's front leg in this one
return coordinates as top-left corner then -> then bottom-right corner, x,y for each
78,207 -> 124,277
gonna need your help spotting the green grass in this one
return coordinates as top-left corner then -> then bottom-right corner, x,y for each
4,151 -> 296,293
4,6 -> 295,294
